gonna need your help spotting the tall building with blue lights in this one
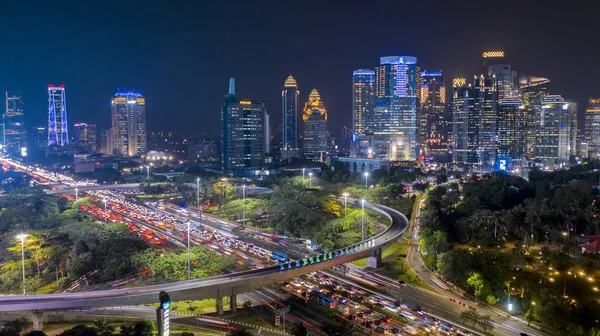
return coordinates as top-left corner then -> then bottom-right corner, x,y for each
111,89 -> 147,156
281,75 -> 300,159
4,92 -> 25,156
47,84 -> 68,147
352,69 -> 375,138
372,56 -> 419,161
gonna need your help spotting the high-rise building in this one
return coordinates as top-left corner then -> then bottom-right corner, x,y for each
281,75 -> 300,159
73,122 -> 97,153
451,81 -> 476,165
47,85 -> 68,147
4,92 -> 25,156
497,98 -> 525,168
536,95 -> 577,168
520,76 -> 551,158
451,75 -> 498,169
372,56 -> 420,161
419,71 -> 447,159
302,89 -> 328,161
481,51 -> 519,100
222,78 -> 268,172
111,89 -> 147,156
586,98 -> 600,158
100,128 -> 112,155
352,69 -> 375,137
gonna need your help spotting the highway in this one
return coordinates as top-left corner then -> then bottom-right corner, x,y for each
0,195 -> 407,312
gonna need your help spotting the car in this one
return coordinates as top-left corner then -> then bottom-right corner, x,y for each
374,326 -> 386,334
282,282 -> 291,288
399,311 -> 416,320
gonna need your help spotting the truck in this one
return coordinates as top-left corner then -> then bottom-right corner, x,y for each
337,304 -> 349,315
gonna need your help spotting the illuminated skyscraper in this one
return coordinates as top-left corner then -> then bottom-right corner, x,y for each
73,122 -> 97,153
585,98 -> 600,158
111,89 -> 147,156
372,56 -> 419,161
222,78 -> 268,172
481,51 -> 519,99
281,75 -> 300,159
352,69 -> 375,137
520,76 -> 551,158
536,95 -> 577,168
451,75 -> 498,169
419,71 -> 447,159
302,88 -> 328,161
497,98 -> 525,168
4,92 -> 25,156
47,85 -> 68,146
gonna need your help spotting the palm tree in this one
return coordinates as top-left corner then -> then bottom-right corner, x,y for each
511,242 -> 526,261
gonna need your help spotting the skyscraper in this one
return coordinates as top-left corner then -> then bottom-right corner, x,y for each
451,80 -> 476,165
222,78 -> 268,172
521,76 -> 551,158
419,71 -> 447,159
302,88 -> 328,161
352,69 -> 375,137
111,89 -> 147,156
497,98 -> 525,168
481,51 -> 519,100
47,85 -> 68,147
586,98 -> 600,158
281,75 -> 300,159
372,56 -> 420,161
4,92 -> 25,156
73,122 -> 97,153
536,95 -> 577,168
451,75 -> 498,170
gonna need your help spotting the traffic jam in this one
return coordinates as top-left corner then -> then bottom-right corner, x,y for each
280,272 -> 473,336
70,190 -> 275,270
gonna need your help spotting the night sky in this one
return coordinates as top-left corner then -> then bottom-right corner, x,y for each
0,1 -> 598,137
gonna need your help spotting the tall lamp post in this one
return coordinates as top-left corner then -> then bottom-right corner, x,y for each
361,199 -> 366,241
186,221 -> 191,280
364,172 -> 369,190
309,172 -> 313,188
242,185 -> 246,225
145,166 -> 150,179
103,198 -> 107,226
343,192 -> 349,217
302,168 -> 306,185
196,178 -> 201,209
17,233 -> 27,295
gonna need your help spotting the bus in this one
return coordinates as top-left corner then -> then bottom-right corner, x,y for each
316,293 -> 334,307
271,251 -> 288,263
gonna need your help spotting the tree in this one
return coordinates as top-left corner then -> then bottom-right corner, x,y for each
0,319 -> 27,336
226,330 -> 252,336
132,320 -> 155,336
94,318 -> 115,336
460,310 -> 479,326
179,333 -> 194,336
466,273 -> 492,301
58,325 -> 99,336
477,314 -> 494,334
119,325 -> 134,336
24,331 -> 47,336
290,322 -> 308,336
525,308 -> 538,325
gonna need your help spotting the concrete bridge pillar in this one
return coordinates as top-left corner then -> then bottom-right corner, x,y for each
229,294 -> 237,312
216,297 -> 224,315
367,248 -> 382,268
31,312 -> 44,331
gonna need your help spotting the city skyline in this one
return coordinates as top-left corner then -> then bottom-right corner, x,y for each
0,1 -> 596,137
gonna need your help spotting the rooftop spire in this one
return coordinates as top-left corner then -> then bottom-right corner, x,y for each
228,78 -> 235,95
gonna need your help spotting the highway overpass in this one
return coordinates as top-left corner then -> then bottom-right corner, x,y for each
0,183 -> 408,329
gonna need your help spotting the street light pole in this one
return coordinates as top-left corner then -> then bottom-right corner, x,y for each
146,166 -> 150,179
17,233 -> 27,295
364,172 -> 369,190
196,178 -> 201,209
361,199 -> 366,241
103,199 -> 107,226
75,186 -> 78,200
302,168 -> 305,185
343,192 -> 349,217
309,172 -> 313,188
187,221 -> 191,281
242,185 -> 246,225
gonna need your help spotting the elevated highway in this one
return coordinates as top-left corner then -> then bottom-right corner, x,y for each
0,182 -> 407,329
